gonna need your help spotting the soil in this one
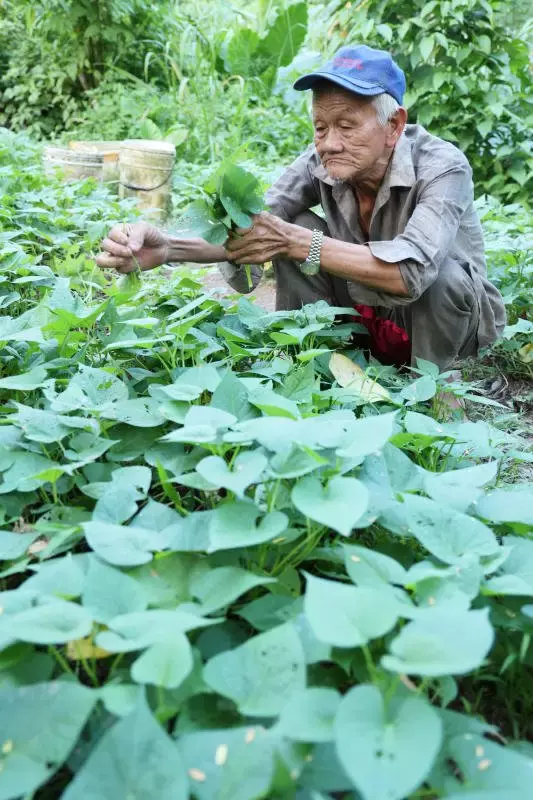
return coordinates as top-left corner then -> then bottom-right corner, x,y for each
191,264 -> 276,311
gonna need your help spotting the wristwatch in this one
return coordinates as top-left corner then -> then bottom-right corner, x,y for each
298,229 -> 324,275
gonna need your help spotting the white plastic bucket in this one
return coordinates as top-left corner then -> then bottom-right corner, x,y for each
69,140 -> 121,187
43,146 -> 104,182
119,139 -> 176,218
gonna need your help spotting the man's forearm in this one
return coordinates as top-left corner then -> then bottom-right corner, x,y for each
288,228 -> 409,296
166,236 -> 227,264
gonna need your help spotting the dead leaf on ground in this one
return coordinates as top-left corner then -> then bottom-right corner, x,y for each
329,352 -> 391,402
27,537 -> 49,556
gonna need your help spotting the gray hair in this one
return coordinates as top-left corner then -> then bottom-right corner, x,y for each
311,81 -> 401,126
371,93 -> 401,126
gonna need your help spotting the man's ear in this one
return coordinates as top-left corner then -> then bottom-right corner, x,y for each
386,106 -> 408,147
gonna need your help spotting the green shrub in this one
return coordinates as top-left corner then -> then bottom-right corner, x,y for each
476,196 -> 533,378
0,127 -> 139,292
478,196 -> 533,324
0,0 -> 180,138
0,12 -> 81,138
65,76 -> 179,143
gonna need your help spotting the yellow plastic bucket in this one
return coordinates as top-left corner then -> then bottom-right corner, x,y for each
43,146 -> 104,182
69,140 -> 121,188
119,139 -> 176,218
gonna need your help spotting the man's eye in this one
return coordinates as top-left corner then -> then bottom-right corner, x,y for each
339,124 -> 353,130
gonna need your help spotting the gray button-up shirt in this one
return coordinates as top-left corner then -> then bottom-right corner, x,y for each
221,124 -> 505,348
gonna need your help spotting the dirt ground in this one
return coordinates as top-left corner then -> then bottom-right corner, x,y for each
191,264 -> 276,311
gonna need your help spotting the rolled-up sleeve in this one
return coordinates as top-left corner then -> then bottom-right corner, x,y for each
367,162 -> 473,303
265,145 -> 320,221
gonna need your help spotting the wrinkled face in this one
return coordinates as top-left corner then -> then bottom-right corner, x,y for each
312,85 -> 391,183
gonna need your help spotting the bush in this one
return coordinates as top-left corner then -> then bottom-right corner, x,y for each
0,9 -> 81,138
478,196 -> 533,324
66,50 -> 315,176
65,76 -> 181,143
0,0 -> 179,139
476,196 -> 533,379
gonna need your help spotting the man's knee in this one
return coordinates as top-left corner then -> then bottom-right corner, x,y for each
408,258 -> 479,365
422,258 -> 477,318
290,210 -> 330,235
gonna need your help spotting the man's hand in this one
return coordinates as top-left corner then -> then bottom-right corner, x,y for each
95,222 -> 170,274
225,211 -> 312,265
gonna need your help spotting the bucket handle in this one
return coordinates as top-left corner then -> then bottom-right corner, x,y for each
119,174 -> 172,192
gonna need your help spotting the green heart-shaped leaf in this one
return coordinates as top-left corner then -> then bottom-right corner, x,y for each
292,475 -> 369,536
203,622 -> 305,716
0,597 -> 92,645
62,694 -> 188,799
0,681 -> 96,800
276,687 -> 340,742
343,544 -> 408,587
83,521 -> 156,567
335,684 -> 442,800
131,633 -> 193,689
396,494 -> 500,564
304,573 -> 401,648
208,501 -> 288,552
196,450 -> 267,497
178,726 -> 275,800
82,555 -> 148,624
382,608 -> 494,676
190,566 -> 275,614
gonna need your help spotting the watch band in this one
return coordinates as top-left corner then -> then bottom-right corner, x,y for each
299,229 -> 323,275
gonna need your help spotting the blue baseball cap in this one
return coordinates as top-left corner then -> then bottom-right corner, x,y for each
293,45 -> 406,105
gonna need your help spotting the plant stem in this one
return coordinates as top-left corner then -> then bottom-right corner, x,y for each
49,646 -> 76,677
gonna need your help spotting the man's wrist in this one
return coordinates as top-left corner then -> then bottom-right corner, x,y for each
286,225 -> 314,262
160,234 -> 172,264
166,236 -> 188,263
166,237 -> 226,264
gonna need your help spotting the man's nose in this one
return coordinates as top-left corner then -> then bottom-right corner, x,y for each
317,127 -> 342,152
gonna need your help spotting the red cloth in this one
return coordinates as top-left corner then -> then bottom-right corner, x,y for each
353,304 -> 411,367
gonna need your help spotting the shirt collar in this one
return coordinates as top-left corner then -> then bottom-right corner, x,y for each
386,132 -> 415,188
311,159 -> 335,186
310,132 -> 415,190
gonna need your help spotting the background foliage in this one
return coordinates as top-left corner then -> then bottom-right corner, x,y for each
1,0 -> 531,203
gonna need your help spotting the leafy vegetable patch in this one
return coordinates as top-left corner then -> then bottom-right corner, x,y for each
1,130 -> 533,800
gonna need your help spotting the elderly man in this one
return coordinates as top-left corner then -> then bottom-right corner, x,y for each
97,45 -> 505,370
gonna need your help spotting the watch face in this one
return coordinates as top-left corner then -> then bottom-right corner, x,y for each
299,260 -> 320,276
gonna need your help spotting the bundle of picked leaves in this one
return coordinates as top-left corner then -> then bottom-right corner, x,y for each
177,161 -> 264,288
178,161 -> 264,245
